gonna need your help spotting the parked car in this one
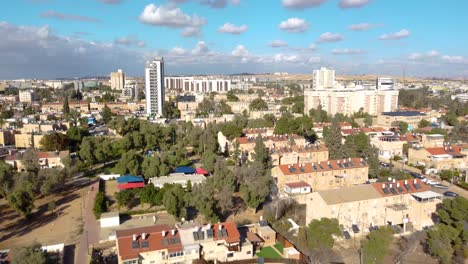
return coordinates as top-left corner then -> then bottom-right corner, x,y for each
426,180 -> 439,185
421,178 -> 428,183
443,191 -> 458,197
433,184 -> 448,189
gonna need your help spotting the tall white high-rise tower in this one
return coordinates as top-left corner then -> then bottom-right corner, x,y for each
145,57 -> 165,117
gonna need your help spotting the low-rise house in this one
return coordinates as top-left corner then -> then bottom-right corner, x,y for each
116,225 -> 187,264
0,129 -> 15,146
273,158 -> 369,196
177,222 -> 253,263
408,145 -> 467,170
234,134 -> 306,160
306,179 -> 442,236
420,134 -> 445,148
150,173 -> 206,189
370,132 -> 405,161
5,150 -> 69,171
376,111 -> 428,130
243,127 -> 275,137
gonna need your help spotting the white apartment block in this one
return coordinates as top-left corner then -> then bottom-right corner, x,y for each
165,77 -> 231,93
111,69 -> 125,90
304,68 -> 399,116
145,58 -> 165,117
19,90 -> 36,103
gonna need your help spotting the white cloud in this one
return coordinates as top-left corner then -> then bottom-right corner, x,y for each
282,0 -> 326,9
231,45 -> 249,57
332,48 -> 366,55
379,29 -> 411,40
279,18 -> 310,33
191,41 -> 209,55
274,54 -> 299,63
200,0 -> 229,8
269,40 -> 288,48
408,50 -> 439,60
339,0 -> 371,8
308,44 -> 317,50
347,23 -> 374,31
308,56 -> 321,63
114,34 -> 145,48
218,23 -> 248,34
317,32 -> 344,43
441,55 -> 465,63
97,0 -> 123,4
170,47 -> 187,55
139,4 -> 206,37
40,11 -> 100,23
231,0 -> 240,5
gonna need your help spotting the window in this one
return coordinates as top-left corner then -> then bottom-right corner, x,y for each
247,251 -> 251,255
123,260 -> 137,264
227,253 -> 234,258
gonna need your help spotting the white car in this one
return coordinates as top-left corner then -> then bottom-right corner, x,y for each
426,180 -> 439,185
421,178 -> 428,183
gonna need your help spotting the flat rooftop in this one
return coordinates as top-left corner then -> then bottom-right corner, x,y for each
317,185 -> 382,205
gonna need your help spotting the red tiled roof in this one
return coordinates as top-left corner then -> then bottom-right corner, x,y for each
116,224 -> 183,261
285,181 -> 311,189
212,222 -> 241,244
278,158 -> 368,175
371,179 -> 429,197
237,134 -> 303,144
118,182 -> 145,190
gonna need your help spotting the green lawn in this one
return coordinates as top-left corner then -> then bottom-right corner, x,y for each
256,246 -> 282,259
274,242 -> 284,254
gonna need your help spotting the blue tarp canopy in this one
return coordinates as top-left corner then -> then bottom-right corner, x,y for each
175,166 -> 196,174
117,175 -> 144,184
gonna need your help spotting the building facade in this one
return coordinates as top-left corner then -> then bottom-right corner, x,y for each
145,58 -> 165,117
165,77 -> 231,93
111,69 -> 125,90
306,179 -> 442,235
19,90 -> 36,103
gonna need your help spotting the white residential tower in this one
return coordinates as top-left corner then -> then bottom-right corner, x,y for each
145,58 -> 165,117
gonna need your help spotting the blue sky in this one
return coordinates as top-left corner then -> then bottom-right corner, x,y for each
1,0 -> 467,78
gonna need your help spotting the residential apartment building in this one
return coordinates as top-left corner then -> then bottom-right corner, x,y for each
5,150 -> 69,172
41,101 -> 90,114
306,179 -> 442,236
0,130 -> 15,146
243,127 -> 275,137
408,145 -> 466,170
111,69 -> 125,90
420,134 -> 445,148
165,77 -> 231,93
231,134 -> 306,160
273,158 -> 369,195
269,142 -> 329,166
19,90 -> 36,103
304,68 -> 398,116
370,132 -> 405,161
376,111 -> 428,129
145,58 -> 165,117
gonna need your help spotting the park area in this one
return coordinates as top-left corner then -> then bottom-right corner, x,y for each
0,178 -> 88,249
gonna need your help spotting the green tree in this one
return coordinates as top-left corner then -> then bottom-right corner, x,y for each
364,115 -> 373,127
21,149 -> 39,173
292,101 -> 304,114
114,150 -> 142,175
93,191 -> 107,219
226,90 -> 239,102
8,188 -> 35,218
139,185 -> 162,207
63,96 -> 70,115
39,132 -> 70,151
12,242 -> 46,264
190,184 -> 219,222
115,189 -> 135,209
263,114 -> 276,127
418,119 -> 431,128
297,218 -> 341,250
0,161 -> 14,198
100,105 -> 113,124
253,135 -> 270,174
162,101 -> 181,119
162,184 -> 186,219
141,156 -> 161,179
323,119 -> 346,159
398,121 -> 409,134
362,226 -> 394,264
79,137 -> 97,165
249,97 -> 268,111
427,224 -> 460,264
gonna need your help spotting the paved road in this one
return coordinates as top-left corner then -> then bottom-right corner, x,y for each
75,180 -> 100,264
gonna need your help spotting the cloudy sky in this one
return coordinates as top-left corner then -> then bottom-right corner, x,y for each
1,0 -> 468,79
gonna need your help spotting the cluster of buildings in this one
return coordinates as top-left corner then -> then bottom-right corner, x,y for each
304,67 -> 399,116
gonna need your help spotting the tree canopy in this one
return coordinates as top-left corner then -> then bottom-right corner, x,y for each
249,97 -> 268,111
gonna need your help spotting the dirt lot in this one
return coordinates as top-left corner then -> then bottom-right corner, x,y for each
0,179 -> 89,249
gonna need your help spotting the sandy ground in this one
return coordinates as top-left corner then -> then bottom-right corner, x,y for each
0,179 -> 89,249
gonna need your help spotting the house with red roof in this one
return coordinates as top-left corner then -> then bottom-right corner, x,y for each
5,150 -> 69,172
408,144 -> 466,170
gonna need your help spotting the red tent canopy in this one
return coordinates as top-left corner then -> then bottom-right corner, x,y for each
118,182 -> 145,190
195,167 -> 209,175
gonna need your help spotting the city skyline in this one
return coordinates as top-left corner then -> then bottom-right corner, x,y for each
1,0 -> 468,79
